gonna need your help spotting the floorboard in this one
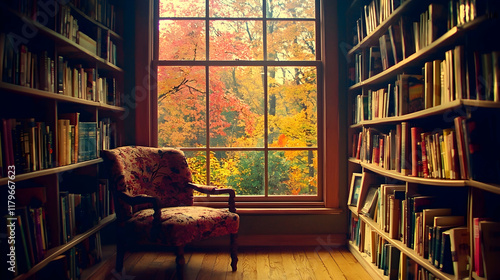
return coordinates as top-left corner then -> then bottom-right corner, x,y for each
97,246 -> 373,280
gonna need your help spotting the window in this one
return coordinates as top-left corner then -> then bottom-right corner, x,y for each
155,0 -> 322,202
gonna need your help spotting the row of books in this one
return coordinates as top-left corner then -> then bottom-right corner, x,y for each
34,233 -> 103,280
354,0 -> 405,45
1,118 -> 54,177
57,114 -> 117,166
350,1 -> 499,86
70,0 -> 119,32
59,5 -> 80,44
353,0 -> 486,52
0,35 -> 121,105
353,111 -> 500,183
7,204 -> 49,275
60,185 -> 113,244
350,214 -> 460,280
355,181 -> 500,279
59,5 -> 119,64
56,56 -> 118,104
0,116 -> 117,177
353,48 -> 500,124
354,181 -> 468,278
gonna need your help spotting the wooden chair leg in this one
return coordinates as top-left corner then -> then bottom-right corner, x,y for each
115,241 -> 125,273
230,233 -> 238,272
175,246 -> 185,280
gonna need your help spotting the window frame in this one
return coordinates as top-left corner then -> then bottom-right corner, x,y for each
149,0 -> 341,209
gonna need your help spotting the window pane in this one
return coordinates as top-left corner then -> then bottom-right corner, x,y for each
184,151 -> 208,190
209,66 -> 264,147
269,150 -> 317,195
267,21 -> 315,61
212,151 -> 265,195
209,20 -> 263,60
159,0 -> 205,17
268,66 -> 317,148
210,0 -> 262,17
159,20 -> 206,60
157,66 -> 207,147
266,0 -> 315,18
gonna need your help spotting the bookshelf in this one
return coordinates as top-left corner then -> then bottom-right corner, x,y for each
345,0 -> 500,280
0,0 -> 124,279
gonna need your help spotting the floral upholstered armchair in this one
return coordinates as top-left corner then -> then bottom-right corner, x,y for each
101,146 -> 239,278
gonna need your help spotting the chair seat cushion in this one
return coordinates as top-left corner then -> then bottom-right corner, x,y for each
126,206 -> 239,246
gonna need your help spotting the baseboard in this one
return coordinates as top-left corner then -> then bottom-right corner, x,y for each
188,233 -> 347,248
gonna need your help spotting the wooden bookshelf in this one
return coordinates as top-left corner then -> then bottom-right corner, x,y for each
1,1 -> 124,279
345,0 -> 500,279
13,215 -> 116,280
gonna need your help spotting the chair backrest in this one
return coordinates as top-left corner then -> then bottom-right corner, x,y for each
102,146 -> 194,218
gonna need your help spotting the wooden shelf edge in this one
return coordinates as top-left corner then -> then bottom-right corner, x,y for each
359,215 -> 455,280
349,158 -> 500,191
348,242 -> 387,280
359,161 -> 467,187
350,99 -> 500,128
0,159 -> 103,185
0,82 -> 125,110
13,214 -> 116,280
349,15 -> 489,90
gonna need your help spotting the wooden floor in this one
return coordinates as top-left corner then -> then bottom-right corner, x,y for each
99,246 -> 373,280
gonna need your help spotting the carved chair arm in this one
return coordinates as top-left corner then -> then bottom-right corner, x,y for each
115,192 -> 162,222
187,183 -> 237,213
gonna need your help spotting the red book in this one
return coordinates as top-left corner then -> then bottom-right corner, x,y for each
474,217 -> 491,277
379,137 -> 384,168
420,132 -> 430,178
396,124 -> 402,173
356,132 -> 362,160
411,127 -> 423,177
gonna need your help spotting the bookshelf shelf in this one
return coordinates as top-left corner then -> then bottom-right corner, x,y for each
0,82 -> 125,110
348,242 -> 386,280
345,2 -> 500,279
350,157 -> 500,193
349,15 -> 489,91
350,158 -> 468,187
13,214 -> 116,280
0,159 -> 103,185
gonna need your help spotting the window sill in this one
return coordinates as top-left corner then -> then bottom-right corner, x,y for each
235,207 -> 343,215
193,200 -> 342,214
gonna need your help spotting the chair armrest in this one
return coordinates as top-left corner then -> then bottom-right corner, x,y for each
187,183 -> 237,213
115,192 -> 161,221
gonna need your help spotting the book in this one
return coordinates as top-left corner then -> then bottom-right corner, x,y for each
360,186 -> 378,218
474,217 -> 491,277
411,127 -> 423,177
59,113 -> 80,164
448,227 -> 469,279
388,24 -> 403,65
479,221 -> 500,279
422,208 -> 452,259
369,46 -> 382,78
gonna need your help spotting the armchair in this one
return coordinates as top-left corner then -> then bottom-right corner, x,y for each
101,146 -> 239,278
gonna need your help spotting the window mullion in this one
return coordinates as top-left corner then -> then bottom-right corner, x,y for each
205,1 -> 210,186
